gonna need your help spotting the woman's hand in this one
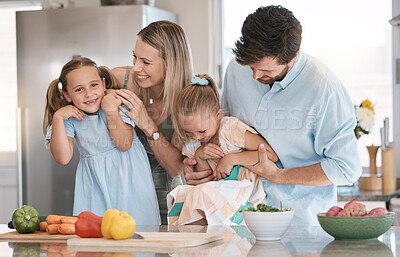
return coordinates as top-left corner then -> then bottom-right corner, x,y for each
215,154 -> 234,180
116,89 -> 154,131
54,105 -> 85,121
195,143 -> 224,160
183,157 -> 215,185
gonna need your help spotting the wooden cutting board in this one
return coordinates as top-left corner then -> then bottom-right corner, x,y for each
0,231 -> 78,243
68,232 -> 223,248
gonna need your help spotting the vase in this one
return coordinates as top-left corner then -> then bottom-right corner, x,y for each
367,145 -> 380,176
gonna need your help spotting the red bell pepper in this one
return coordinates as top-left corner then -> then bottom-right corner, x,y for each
75,211 -> 103,238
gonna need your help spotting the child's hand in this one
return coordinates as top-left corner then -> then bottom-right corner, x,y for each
215,154 -> 234,180
195,143 -> 224,160
101,93 -> 122,111
54,105 -> 85,121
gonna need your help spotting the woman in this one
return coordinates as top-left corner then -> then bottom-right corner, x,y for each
112,20 -> 193,224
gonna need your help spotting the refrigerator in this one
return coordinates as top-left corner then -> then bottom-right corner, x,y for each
16,5 -> 176,216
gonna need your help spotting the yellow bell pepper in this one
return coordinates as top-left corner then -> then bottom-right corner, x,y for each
101,209 -> 136,240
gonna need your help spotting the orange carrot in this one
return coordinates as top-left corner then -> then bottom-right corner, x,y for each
39,221 -> 48,232
46,215 -> 64,225
60,216 -> 78,224
58,224 -> 76,235
46,224 -> 60,234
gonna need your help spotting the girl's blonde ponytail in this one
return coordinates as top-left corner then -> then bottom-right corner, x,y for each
100,66 -> 121,90
42,79 -> 70,136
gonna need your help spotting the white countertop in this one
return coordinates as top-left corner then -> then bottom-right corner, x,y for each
1,224 -> 399,256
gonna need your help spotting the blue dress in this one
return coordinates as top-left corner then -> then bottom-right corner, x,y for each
46,108 -> 161,225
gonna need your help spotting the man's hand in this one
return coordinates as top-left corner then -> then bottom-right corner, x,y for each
245,144 -> 280,182
183,157 -> 215,185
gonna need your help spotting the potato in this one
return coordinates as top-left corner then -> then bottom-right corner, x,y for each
337,209 -> 350,217
325,200 -> 390,217
326,206 -> 342,216
344,200 -> 366,216
365,207 -> 389,217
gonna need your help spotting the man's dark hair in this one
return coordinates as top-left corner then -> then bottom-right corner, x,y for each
233,5 -> 302,65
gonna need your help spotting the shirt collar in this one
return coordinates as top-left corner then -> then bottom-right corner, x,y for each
273,50 -> 305,89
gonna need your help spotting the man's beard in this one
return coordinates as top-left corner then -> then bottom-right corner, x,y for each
257,65 -> 289,86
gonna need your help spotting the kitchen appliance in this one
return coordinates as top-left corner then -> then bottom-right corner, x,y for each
16,5 -> 176,216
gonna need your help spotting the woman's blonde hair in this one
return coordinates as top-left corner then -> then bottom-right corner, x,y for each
43,57 -> 121,136
172,74 -> 220,144
133,20 -> 193,115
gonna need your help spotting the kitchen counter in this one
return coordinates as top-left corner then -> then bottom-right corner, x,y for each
1,224 -> 399,256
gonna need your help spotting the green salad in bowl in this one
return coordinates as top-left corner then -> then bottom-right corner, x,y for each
243,203 -> 292,212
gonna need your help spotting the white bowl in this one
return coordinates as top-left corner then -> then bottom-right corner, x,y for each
243,210 -> 294,241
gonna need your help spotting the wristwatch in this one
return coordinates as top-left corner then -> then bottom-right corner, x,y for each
147,130 -> 160,141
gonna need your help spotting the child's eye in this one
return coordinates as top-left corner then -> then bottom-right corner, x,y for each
75,88 -> 82,92
199,131 -> 206,134
91,83 -> 98,87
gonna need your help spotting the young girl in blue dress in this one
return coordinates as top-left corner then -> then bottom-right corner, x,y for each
43,57 -> 160,225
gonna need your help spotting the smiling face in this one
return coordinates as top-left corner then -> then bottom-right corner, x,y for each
132,36 -> 166,90
250,55 -> 296,85
63,66 -> 106,114
178,110 -> 222,143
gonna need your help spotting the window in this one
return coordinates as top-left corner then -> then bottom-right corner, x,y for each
222,0 -> 393,167
0,2 -> 41,152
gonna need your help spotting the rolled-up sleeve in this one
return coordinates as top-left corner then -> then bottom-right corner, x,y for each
315,85 -> 362,185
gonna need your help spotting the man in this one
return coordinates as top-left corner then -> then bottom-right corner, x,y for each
184,5 -> 361,225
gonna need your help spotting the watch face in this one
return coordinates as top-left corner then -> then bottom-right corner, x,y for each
153,132 -> 160,140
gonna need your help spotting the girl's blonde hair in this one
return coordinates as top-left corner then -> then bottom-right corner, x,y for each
133,20 -> 193,115
43,57 -> 121,136
172,74 -> 220,144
